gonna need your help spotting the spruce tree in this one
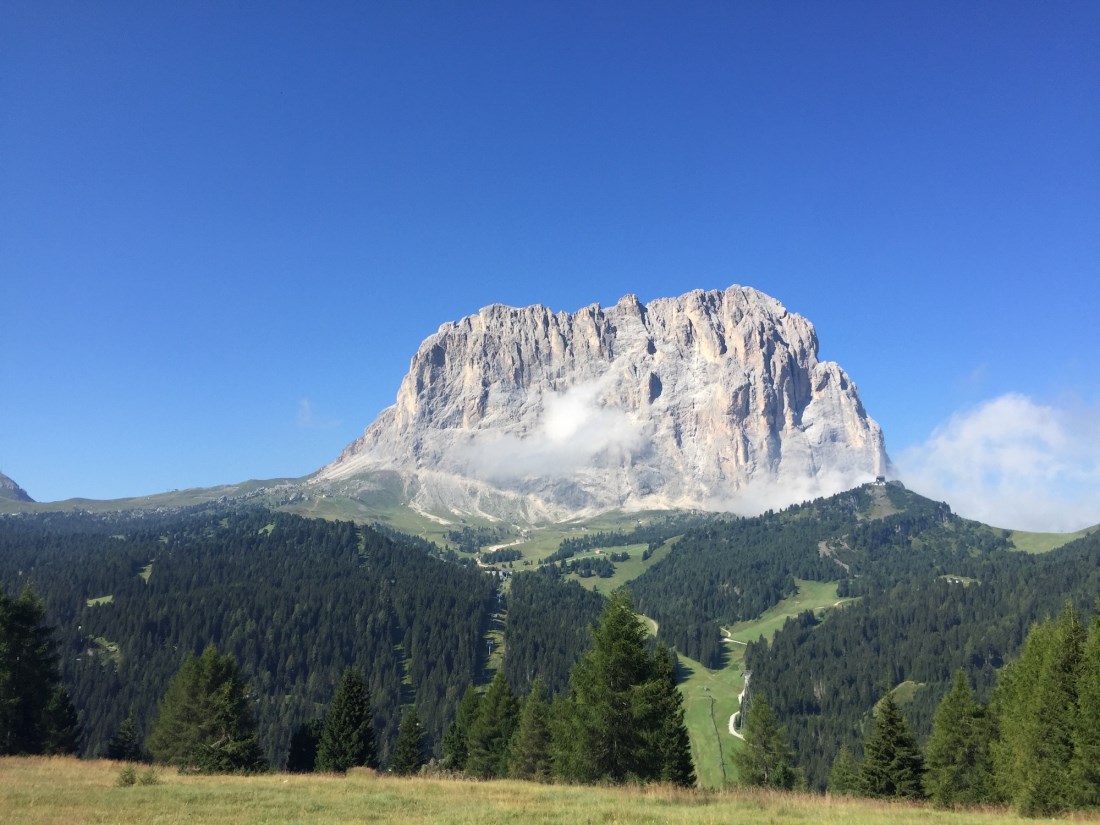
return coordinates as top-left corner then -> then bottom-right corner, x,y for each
390,705 -> 425,776
828,745 -> 860,795
508,678 -> 552,782
146,644 -> 266,773
552,589 -> 654,783
858,691 -> 924,799
41,686 -> 81,755
992,606 -> 1085,816
1071,612 -> 1100,807
732,694 -> 797,790
106,712 -> 145,762
924,670 -> 991,807
441,685 -> 480,771
647,644 -> 695,786
0,585 -> 74,755
465,671 -> 518,779
316,668 -> 377,773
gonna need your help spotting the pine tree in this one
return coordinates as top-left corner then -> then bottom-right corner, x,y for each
41,686 -> 81,755
106,712 -> 145,762
146,644 -> 267,773
508,678 -> 552,782
390,705 -> 425,775
0,585 -> 73,755
732,694 -> 797,789
316,669 -> 377,773
992,605 -> 1085,815
1071,612 -> 1100,807
858,691 -> 924,799
646,644 -> 695,786
923,670 -> 991,807
553,589 -> 654,783
441,685 -> 480,771
466,671 -> 518,779
828,745 -> 860,795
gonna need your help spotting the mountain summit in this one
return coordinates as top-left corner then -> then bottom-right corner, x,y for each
315,286 -> 888,521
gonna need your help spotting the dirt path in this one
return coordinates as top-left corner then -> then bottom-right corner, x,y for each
728,671 -> 751,739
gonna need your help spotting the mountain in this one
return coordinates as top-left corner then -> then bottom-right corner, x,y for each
0,471 -> 33,503
314,286 -> 888,522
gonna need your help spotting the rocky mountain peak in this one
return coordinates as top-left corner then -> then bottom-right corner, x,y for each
0,471 -> 34,503
314,285 -> 888,522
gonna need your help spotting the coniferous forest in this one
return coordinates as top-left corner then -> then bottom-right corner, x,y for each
0,507 -> 494,765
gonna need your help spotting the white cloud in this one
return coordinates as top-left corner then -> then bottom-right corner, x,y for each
896,393 -> 1100,532
457,379 -> 647,482
297,398 -> 340,430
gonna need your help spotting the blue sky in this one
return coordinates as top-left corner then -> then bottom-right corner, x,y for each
3,2 -> 1097,530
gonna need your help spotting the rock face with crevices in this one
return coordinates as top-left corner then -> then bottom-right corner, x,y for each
313,286 -> 887,522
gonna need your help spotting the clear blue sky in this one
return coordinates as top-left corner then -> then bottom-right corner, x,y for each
3,2 -> 1097,529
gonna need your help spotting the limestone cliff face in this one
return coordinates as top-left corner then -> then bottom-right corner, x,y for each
314,286 -> 887,521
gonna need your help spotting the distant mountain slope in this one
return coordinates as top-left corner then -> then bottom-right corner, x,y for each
0,471 -> 33,502
314,286 -> 888,522
628,483 -> 1011,667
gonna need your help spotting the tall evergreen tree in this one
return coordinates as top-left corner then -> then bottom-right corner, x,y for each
316,669 -> 377,773
106,712 -> 145,762
441,685 -> 480,771
732,694 -> 797,790
858,691 -> 924,799
146,644 -> 267,774
552,590 -> 695,785
508,678 -> 552,782
1071,611 -> 1100,807
923,670 -> 991,807
465,671 -> 518,779
0,585 -> 77,755
553,590 -> 654,783
42,686 -> 82,755
390,705 -> 425,776
991,605 -> 1085,816
827,745 -> 860,795
645,644 -> 695,786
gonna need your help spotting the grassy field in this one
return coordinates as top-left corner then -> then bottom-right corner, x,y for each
1008,523 -> 1099,554
0,756 -> 1064,825
725,579 -> 847,644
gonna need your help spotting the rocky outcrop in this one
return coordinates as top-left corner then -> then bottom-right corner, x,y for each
0,471 -> 34,502
314,286 -> 888,521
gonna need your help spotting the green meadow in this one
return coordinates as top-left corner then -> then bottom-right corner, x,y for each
0,757 -> 1064,825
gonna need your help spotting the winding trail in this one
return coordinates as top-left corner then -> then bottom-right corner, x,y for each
728,671 -> 751,739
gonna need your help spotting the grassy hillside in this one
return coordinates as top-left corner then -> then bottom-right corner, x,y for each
675,579 -> 850,790
0,757 -> 1057,825
1008,523 -> 1099,553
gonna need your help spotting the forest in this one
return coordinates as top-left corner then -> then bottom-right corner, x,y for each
0,506 -> 494,765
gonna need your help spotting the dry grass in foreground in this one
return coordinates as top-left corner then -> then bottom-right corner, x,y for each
2,756 -> 1096,825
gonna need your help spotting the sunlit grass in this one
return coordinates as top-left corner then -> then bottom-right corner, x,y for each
0,756 -> 1070,825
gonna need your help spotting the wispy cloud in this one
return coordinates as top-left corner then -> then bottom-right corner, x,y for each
456,379 -> 647,482
297,398 -> 341,430
896,393 -> 1100,532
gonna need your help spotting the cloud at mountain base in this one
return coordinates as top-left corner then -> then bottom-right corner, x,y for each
896,393 -> 1100,533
